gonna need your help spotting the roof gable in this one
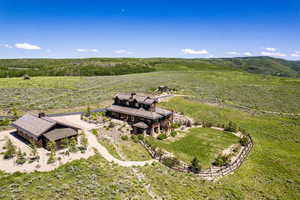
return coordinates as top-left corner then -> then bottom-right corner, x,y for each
115,93 -> 157,105
12,113 -> 56,137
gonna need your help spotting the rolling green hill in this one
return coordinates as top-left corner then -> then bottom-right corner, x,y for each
0,56 -> 299,78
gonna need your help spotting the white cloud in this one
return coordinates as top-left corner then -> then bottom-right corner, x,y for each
227,51 -> 240,55
261,51 -> 286,57
76,48 -> 99,53
181,48 -> 208,55
15,43 -> 41,50
0,44 -> 13,48
293,51 -> 300,55
265,47 -> 277,52
244,52 -> 252,56
291,53 -> 300,57
114,49 -> 132,54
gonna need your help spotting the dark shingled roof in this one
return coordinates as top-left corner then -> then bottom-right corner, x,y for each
155,107 -> 173,116
115,93 -> 158,105
133,122 -> 149,129
12,113 -> 81,138
43,128 -> 78,141
106,105 -> 163,120
12,113 -> 56,138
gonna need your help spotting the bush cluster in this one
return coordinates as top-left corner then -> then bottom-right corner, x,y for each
190,157 -> 201,172
131,135 -> 139,143
16,148 -> 27,165
170,131 -> 177,137
239,137 -> 249,146
3,137 -> 16,159
202,121 -> 213,128
224,121 -> 238,132
157,133 -> 167,140
121,135 -> 128,141
171,122 -> 180,129
212,154 -> 230,167
162,157 -> 180,168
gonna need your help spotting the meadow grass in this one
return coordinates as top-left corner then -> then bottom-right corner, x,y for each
0,98 -> 299,199
1,70 -> 300,113
118,140 -> 152,161
0,154 -> 152,200
97,138 -> 123,160
152,97 -> 300,199
146,128 -> 239,168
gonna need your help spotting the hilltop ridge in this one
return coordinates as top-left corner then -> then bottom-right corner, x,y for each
0,56 -> 299,78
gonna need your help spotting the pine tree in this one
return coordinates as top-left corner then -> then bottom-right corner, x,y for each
191,157 -> 201,172
3,137 -> 16,159
16,148 -> 26,165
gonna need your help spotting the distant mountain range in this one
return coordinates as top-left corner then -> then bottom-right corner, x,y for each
0,56 -> 299,78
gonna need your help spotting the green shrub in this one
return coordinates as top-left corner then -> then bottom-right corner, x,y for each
16,148 -> 26,165
224,121 -> 238,132
69,137 -> 78,153
202,121 -> 213,128
3,137 -> 16,159
80,134 -> 88,151
131,135 -> 139,143
86,105 -> 91,116
137,134 -> 144,141
121,135 -> 128,141
170,131 -> 177,137
162,157 -> 180,168
171,122 -> 180,129
213,154 -> 230,167
23,74 -> 30,80
240,136 -> 249,146
190,157 -> 201,172
47,141 -> 57,164
92,129 -> 99,136
30,142 -> 38,159
0,117 -> 11,126
157,133 -> 167,140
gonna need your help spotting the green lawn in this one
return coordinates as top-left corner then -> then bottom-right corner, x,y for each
119,140 -> 152,161
146,128 -> 239,168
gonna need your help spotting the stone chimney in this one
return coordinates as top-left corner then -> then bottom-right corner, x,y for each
130,92 -> 136,99
38,112 -> 46,118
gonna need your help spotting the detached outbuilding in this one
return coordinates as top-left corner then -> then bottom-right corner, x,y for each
12,113 -> 81,149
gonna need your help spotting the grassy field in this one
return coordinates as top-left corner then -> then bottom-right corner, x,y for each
0,97 -> 299,199
119,140 -> 152,161
146,128 -> 240,168
1,70 -> 300,114
0,57 -> 300,199
0,154 -> 153,200
0,57 -> 299,78
97,138 -> 123,160
1,98 -> 299,199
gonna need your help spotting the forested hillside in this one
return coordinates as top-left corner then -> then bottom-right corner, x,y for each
0,57 -> 299,78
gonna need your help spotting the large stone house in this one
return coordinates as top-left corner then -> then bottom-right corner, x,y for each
12,113 -> 81,149
106,93 -> 173,136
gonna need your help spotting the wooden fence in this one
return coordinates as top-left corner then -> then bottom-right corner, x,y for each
141,134 -> 254,180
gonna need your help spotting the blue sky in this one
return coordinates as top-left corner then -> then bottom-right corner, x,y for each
0,0 -> 299,59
